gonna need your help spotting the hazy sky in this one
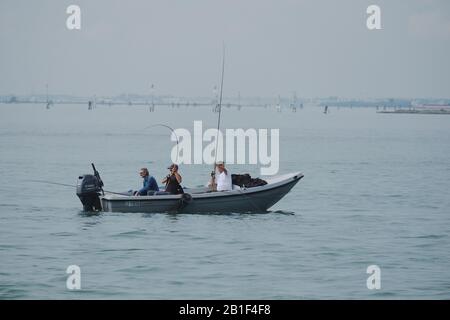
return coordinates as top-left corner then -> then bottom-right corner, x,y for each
1,0 -> 449,98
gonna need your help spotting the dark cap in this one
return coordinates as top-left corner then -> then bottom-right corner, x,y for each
167,163 -> 178,170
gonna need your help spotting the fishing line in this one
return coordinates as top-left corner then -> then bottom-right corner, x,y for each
29,180 -> 129,196
30,180 -> 76,188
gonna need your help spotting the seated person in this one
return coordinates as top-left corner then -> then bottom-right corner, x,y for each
162,164 -> 184,195
209,161 -> 232,191
134,168 -> 159,196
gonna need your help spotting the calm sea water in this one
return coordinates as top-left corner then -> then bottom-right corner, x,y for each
0,103 -> 449,299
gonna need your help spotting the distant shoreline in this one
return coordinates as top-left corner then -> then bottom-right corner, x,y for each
378,110 -> 450,115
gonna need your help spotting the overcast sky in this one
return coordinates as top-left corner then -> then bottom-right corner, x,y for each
1,0 -> 449,98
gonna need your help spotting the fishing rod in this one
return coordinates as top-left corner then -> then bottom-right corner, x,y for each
212,44 -> 226,178
91,163 -> 104,195
29,179 -> 129,196
30,123 -> 179,197
144,123 -> 180,164
30,180 -> 76,188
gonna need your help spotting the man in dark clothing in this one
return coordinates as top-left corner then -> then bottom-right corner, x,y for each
134,168 -> 159,196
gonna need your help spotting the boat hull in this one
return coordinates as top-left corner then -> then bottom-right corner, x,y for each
100,172 -> 303,214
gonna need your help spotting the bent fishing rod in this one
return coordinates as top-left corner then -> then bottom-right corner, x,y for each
144,123 -> 180,164
30,124 -> 180,196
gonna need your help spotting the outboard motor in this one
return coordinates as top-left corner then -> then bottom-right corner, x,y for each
76,163 -> 104,211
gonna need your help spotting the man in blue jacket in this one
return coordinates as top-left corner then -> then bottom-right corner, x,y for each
134,168 -> 159,196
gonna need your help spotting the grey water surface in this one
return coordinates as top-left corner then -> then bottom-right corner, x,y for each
0,104 -> 449,299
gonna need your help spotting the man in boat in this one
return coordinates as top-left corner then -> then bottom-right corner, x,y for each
133,168 -> 159,196
162,164 -> 184,195
209,161 -> 232,191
